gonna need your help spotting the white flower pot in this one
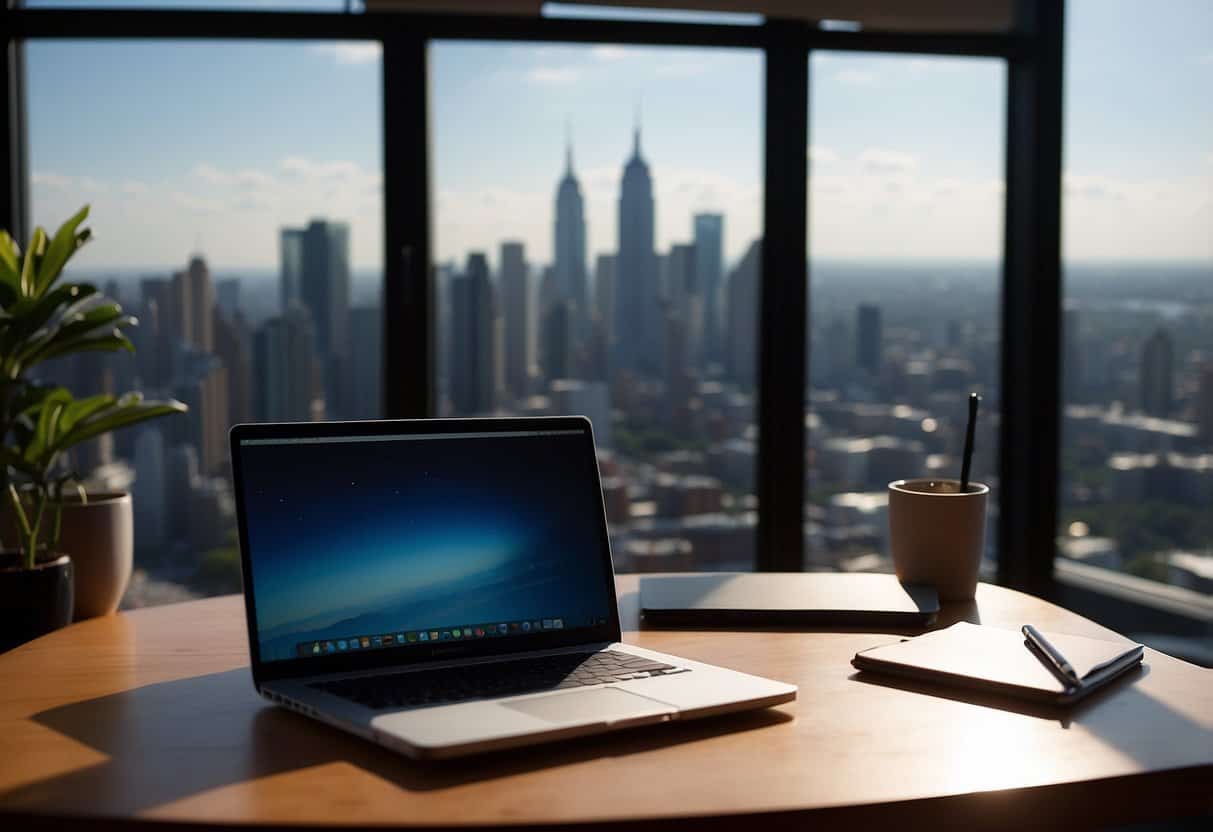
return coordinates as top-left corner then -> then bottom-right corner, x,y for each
56,492 -> 134,620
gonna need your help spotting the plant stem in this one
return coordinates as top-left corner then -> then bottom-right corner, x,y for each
27,492 -> 46,570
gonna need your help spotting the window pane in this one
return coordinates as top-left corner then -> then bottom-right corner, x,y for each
431,42 -> 763,572
25,40 -> 383,606
1060,1 -> 1213,601
806,52 -> 1006,575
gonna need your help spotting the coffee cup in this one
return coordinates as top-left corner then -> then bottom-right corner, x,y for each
887,479 -> 989,601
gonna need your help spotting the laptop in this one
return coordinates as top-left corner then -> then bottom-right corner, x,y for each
229,416 -> 796,759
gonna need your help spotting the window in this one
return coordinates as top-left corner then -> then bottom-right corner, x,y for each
430,41 -> 763,572
26,39 -> 384,606
1059,0 -> 1213,600
806,52 -> 1007,575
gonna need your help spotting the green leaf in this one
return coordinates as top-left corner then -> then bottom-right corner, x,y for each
18,227 -> 46,298
16,302 -> 130,366
0,284 -> 97,362
22,329 -> 135,367
35,205 -> 90,295
0,231 -> 20,296
59,393 -> 117,437
51,398 -> 187,454
0,446 -> 40,479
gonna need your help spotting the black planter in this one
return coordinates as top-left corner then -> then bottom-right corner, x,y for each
0,553 -> 75,654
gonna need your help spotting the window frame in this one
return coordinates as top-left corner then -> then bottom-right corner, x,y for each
0,2 -> 1062,597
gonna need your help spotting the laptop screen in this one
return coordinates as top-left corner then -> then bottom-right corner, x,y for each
234,425 -> 615,664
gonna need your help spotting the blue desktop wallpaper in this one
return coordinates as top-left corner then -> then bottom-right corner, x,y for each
238,432 -> 613,661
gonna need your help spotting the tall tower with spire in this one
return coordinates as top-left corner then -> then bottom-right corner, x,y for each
615,120 -> 660,376
553,128 -> 588,333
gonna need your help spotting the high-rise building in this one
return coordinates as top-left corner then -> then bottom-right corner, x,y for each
500,241 -> 530,399
131,427 -> 166,550
665,242 -> 701,372
553,138 -> 588,327
542,300 -> 572,386
614,124 -> 660,377
726,240 -> 760,388
213,308 -> 252,426
254,305 -> 318,422
693,213 -> 723,367
594,253 -> 616,339
216,278 -> 241,321
348,305 -> 382,420
170,255 -> 214,353
449,253 -> 496,415
1139,328 -> 1173,417
280,228 -> 304,314
297,220 -> 350,361
1198,364 -> 1213,445
171,350 -> 228,476
856,304 -> 883,375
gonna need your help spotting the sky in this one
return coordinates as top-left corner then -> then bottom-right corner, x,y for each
24,0 -> 1213,273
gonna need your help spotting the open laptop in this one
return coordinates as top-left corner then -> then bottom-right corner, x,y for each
229,416 -> 796,759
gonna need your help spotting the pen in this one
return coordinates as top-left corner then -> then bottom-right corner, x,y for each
1022,624 -> 1082,687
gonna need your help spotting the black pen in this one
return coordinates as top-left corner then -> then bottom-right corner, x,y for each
1022,624 -> 1082,687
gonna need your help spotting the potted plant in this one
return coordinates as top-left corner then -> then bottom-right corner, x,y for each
1,206 -> 186,650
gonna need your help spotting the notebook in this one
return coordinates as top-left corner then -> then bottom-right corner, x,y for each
852,621 -> 1144,705
640,573 -> 939,628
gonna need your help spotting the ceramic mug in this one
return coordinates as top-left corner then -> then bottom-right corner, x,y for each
888,478 -> 988,601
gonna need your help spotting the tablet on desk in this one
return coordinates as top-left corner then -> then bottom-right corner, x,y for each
640,573 -> 939,628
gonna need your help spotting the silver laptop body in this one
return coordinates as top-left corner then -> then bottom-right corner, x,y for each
230,417 -> 795,760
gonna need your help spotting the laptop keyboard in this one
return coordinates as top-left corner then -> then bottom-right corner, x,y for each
309,650 -> 689,711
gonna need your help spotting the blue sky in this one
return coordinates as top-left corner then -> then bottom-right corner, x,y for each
25,0 -> 1213,272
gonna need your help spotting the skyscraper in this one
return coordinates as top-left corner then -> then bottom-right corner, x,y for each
856,304 -> 883,375
298,220 -> 350,361
348,306 -> 382,420
214,308 -> 252,426
280,228 -> 304,313
594,253 -> 616,338
726,240 -> 760,388
254,305 -> 318,422
1139,328 -> 1173,416
553,137 -> 588,327
665,242 -> 701,373
500,241 -> 530,399
693,213 -> 723,367
450,253 -> 496,415
181,255 -> 214,353
615,124 -> 660,377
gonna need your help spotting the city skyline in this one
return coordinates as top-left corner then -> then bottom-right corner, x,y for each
23,0 -> 1213,271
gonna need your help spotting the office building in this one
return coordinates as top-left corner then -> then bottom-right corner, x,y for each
500,241 -> 530,399
1139,328 -> 1173,416
449,253 -> 496,415
726,240 -> 760,389
170,255 -> 214,353
553,138 -> 588,327
856,304 -> 883,376
693,213 -> 723,368
215,278 -> 241,321
254,305 -> 318,422
1200,364 -> 1213,445
665,242 -> 701,373
594,253 -> 616,340
614,124 -> 660,377
348,306 -> 382,420
213,308 -> 252,427
131,427 -> 167,549
172,351 -> 229,476
542,299 -> 572,386
279,228 -> 304,313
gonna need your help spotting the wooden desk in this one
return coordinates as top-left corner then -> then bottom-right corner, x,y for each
0,576 -> 1209,830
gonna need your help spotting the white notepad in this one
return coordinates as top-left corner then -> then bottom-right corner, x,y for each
852,621 -> 1144,705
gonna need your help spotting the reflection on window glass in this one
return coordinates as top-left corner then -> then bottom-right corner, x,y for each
1059,0 -> 1213,598
26,40 -> 383,606
806,52 -> 1006,575
431,42 -> 763,572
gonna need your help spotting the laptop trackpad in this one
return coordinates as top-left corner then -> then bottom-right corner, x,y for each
501,687 -> 672,725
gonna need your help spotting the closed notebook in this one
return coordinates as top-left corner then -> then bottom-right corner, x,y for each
852,621 -> 1144,705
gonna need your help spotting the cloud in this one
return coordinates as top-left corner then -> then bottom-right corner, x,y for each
32,171 -> 73,189
590,45 -> 630,61
280,157 -> 361,180
858,148 -> 919,175
808,145 -> 839,164
121,180 -> 151,198
654,60 -> 710,78
169,191 -> 223,214
526,66 -> 580,85
1064,173 -> 1128,201
309,42 -> 382,66
836,69 -> 879,86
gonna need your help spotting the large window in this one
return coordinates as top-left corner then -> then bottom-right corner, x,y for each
805,52 -> 1006,575
26,39 -> 384,606
430,42 -> 763,573
1059,0 -> 1213,600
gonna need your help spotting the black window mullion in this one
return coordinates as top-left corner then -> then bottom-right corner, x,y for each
756,22 -> 809,572
999,0 -> 1064,596
382,30 -> 432,419
1,33 -> 27,247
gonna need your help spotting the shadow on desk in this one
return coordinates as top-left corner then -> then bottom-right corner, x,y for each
5,667 -> 792,816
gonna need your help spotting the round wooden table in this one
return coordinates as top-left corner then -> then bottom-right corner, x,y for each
1,575 -> 1210,830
